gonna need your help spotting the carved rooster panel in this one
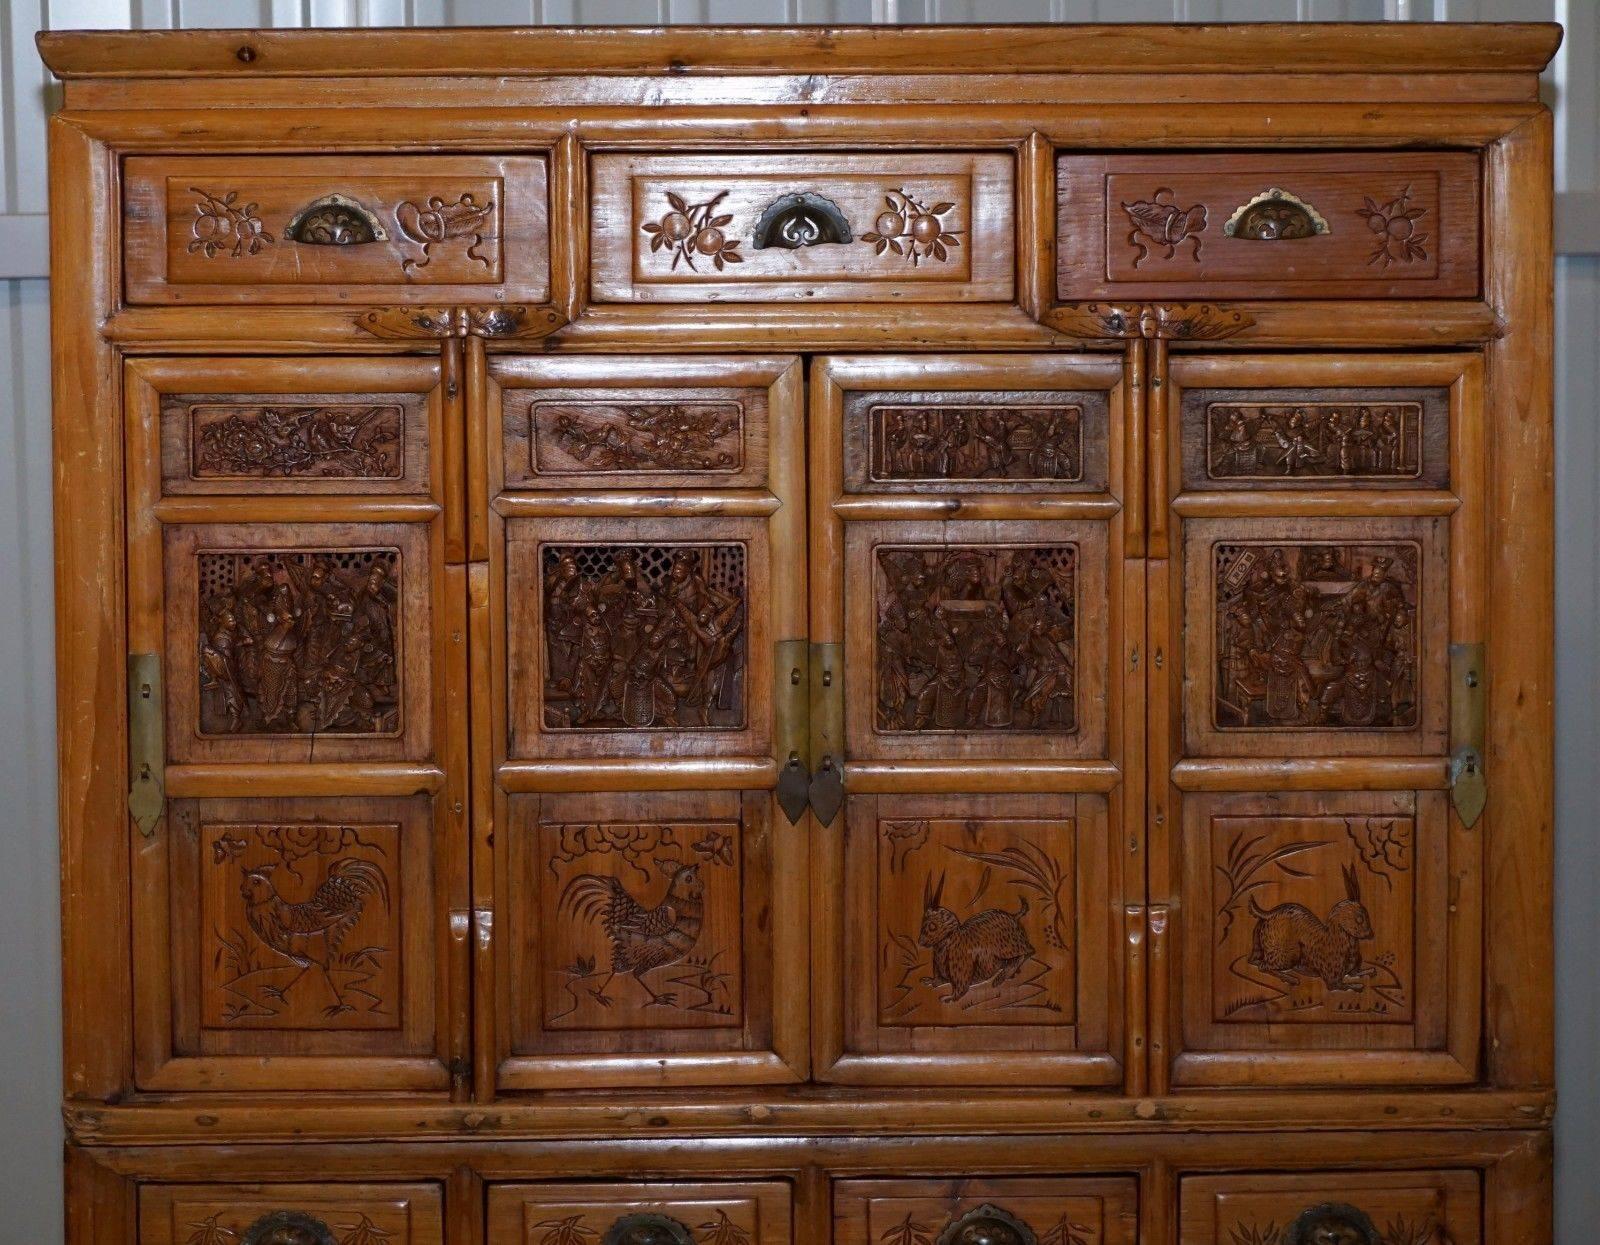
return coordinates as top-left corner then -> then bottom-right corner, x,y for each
538,819 -> 744,1031
877,817 -> 1077,1029
200,821 -> 400,1031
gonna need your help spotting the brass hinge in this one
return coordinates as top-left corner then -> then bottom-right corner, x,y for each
808,641 -> 845,827
774,639 -> 811,825
127,653 -> 164,838
1449,642 -> 1487,828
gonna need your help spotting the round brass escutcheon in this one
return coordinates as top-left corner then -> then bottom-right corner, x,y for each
936,1204 -> 1038,1245
241,1210 -> 338,1245
602,1212 -> 696,1245
1284,1202 -> 1381,1245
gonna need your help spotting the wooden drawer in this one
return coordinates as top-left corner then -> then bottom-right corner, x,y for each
139,1182 -> 443,1245
487,1181 -> 790,1245
124,154 -> 550,304
1179,1170 -> 1479,1245
835,1178 -> 1138,1245
590,152 -> 1014,303
1057,152 -> 1480,300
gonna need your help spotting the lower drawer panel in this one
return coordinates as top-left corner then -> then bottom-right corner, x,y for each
488,1181 -> 792,1245
138,1182 -> 443,1245
1178,1170 -> 1480,1245
834,1178 -> 1139,1245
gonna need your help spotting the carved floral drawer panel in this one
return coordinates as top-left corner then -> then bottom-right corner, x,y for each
487,1181 -> 792,1245
1057,152 -> 1480,300
123,154 -> 550,304
589,152 -> 1015,303
833,1178 -> 1139,1245
138,1182 -> 444,1245
1177,1171 -> 1480,1245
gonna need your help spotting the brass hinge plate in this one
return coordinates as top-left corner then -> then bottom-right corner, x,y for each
128,653 -> 164,838
808,641 -> 845,827
774,638 -> 811,825
1449,642 -> 1486,828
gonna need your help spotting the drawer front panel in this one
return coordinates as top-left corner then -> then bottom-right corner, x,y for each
1058,152 -> 1480,300
591,152 -> 1014,303
1179,1171 -> 1480,1245
139,1182 -> 443,1245
835,1178 -> 1138,1245
124,154 -> 550,304
488,1182 -> 791,1245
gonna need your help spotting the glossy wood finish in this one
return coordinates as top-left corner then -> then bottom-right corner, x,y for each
39,22 -> 1557,1245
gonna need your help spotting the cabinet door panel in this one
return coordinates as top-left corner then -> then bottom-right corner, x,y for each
1153,353 -> 1483,1091
125,356 -> 466,1093
488,1182 -> 790,1245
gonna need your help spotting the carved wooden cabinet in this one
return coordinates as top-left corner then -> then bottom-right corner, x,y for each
39,22 -> 1558,1245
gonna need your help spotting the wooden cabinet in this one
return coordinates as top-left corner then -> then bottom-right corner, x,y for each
39,21 -> 1559,1245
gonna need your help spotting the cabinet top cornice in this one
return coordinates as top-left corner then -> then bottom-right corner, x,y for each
36,22 -> 1562,81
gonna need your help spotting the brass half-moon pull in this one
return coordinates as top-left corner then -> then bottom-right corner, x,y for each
602,1213 -> 696,1245
752,191 -> 853,249
284,193 -> 389,245
241,1210 -> 338,1245
1283,1202 -> 1381,1245
936,1205 -> 1038,1245
1223,187 -> 1330,240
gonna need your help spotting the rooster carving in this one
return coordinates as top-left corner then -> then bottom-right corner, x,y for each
240,857 -> 390,1016
560,859 -> 704,1007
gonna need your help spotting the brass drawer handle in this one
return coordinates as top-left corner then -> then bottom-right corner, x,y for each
1284,1202 -> 1379,1245
603,1213 -> 694,1245
284,192 -> 389,245
752,191 -> 852,249
241,1210 -> 337,1245
1223,187 -> 1330,240
937,1205 -> 1037,1245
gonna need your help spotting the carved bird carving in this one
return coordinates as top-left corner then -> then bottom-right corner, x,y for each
560,859 -> 705,1007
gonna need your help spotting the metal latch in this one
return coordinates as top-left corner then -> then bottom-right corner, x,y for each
774,639 -> 811,824
128,653 -> 164,838
1449,642 -> 1486,828
808,641 -> 845,827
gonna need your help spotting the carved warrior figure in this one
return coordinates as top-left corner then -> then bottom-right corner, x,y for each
544,402 -> 741,473
1206,401 -> 1421,480
198,550 -> 400,735
874,404 -> 1083,482
192,403 -> 403,479
542,545 -> 746,730
1215,543 -> 1419,730
875,546 -> 1077,733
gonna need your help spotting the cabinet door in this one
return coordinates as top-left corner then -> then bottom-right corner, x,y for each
125,356 -> 467,1093
810,354 -> 1138,1086
484,356 -> 809,1089
1151,353 -> 1483,1089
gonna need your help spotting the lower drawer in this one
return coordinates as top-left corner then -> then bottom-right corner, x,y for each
487,1181 -> 792,1245
834,1178 -> 1139,1245
1178,1170 -> 1480,1245
138,1182 -> 443,1245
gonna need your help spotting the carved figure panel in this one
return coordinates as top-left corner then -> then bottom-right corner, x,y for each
1213,542 -> 1420,731
836,1179 -> 1139,1245
874,545 -> 1077,734
1208,402 -> 1419,481
186,402 -> 405,480
142,1186 -> 439,1245
540,543 -> 748,732
877,817 -> 1076,1028
531,399 -> 744,476
537,818 -> 745,1031
196,548 -> 401,737
870,403 -> 1082,483
1180,1173 -> 1481,1245
1208,813 -> 1414,1026
200,821 -> 399,1030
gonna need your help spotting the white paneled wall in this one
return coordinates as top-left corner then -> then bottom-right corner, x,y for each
2,5 -> 1594,1243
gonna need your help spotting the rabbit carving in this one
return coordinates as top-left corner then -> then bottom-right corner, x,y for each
1247,862 -> 1375,991
917,872 -> 1036,1002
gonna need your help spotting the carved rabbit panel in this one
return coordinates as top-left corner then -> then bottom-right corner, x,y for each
199,821 -> 402,1033
876,817 -> 1077,1030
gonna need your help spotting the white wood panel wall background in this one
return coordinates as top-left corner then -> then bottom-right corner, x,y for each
0,3 -> 1593,1242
